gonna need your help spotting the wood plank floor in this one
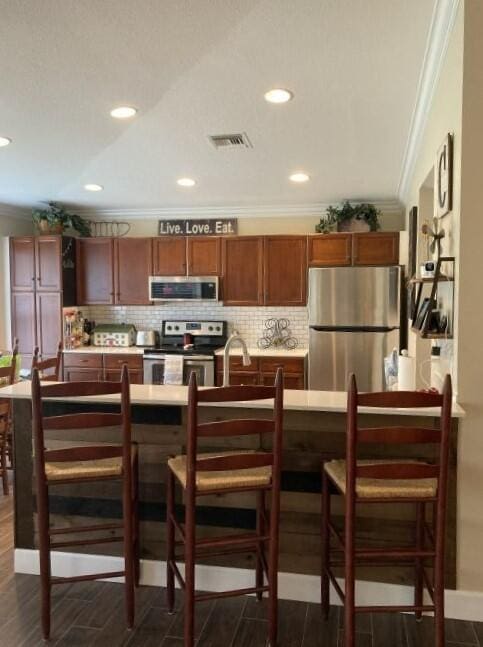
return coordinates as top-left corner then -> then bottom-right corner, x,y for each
0,494 -> 481,646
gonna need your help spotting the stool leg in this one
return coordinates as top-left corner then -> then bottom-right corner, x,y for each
133,450 -> 140,588
184,487 -> 196,647
344,495 -> 355,647
267,492 -> 280,647
256,490 -> 266,601
37,482 -> 51,640
1,443 -> 8,495
434,501 -> 445,647
414,502 -> 424,620
321,467 -> 330,619
123,468 -> 135,629
166,469 -> 175,614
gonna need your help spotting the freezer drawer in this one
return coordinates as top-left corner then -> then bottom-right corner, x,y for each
308,328 -> 399,392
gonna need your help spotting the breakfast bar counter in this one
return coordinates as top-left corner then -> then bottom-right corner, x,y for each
2,382 -> 463,593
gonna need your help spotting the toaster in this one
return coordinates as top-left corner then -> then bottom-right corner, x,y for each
136,330 -> 158,347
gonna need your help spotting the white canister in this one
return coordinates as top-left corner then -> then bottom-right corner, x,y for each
398,350 -> 416,391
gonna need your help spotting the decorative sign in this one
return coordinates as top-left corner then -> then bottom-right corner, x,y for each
158,218 -> 237,236
435,133 -> 453,218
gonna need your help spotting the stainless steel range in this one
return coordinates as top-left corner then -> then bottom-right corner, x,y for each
143,320 -> 227,386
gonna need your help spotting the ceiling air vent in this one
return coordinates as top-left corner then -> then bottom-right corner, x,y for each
208,132 -> 252,149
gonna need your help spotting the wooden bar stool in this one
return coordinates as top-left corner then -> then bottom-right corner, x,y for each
0,341 -> 18,494
166,369 -> 284,647
31,341 -> 63,381
321,373 -> 452,647
31,365 -> 140,640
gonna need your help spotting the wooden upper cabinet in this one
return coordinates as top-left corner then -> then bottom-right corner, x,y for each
221,237 -> 263,305
153,237 -> 186,275
35,236 -> 62,292
114,237 -> 152,305
263,236 -> 307,306
308,234 -> 352,267
76,238 -> 115,305
187,237 -> 220,276
352,232 -> 399,266
10,237 -> 35,291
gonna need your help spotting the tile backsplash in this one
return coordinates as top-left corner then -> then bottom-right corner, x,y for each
85,305 -> 309,348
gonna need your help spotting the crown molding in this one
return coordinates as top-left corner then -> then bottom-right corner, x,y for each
0,203 -> 31,220
77,199 -> 403,221
397,0 -> 461,202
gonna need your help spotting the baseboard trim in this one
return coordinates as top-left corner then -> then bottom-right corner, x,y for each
14,548 -> 483,622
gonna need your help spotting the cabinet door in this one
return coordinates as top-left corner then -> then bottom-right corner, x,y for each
11,292 -> 36,366
76,238 -> 114,305
104,369 -> 143,384
64,367 -> 104,382
35,236 -> 62,291
352,232 -> 399,266
115,238 -> 152,305
153,237 -> 186,275
261,373 -> 304,389
217,372 -> 260,386
221,237 -> 263,305
36,292 -> 62,358
187,237 -> 221,276
308,234 -> 352,267
263,236 -> 307,305
10,237 -> 35,291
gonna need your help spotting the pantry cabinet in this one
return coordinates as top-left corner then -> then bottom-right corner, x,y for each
10,236 -> 76,366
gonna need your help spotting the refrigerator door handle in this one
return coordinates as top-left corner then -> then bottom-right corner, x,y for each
310,325 -> 398,333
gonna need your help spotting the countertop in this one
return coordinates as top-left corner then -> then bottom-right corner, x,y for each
0,381 -> 465,418
63,346 -> 308,358
63,346 -> 145,355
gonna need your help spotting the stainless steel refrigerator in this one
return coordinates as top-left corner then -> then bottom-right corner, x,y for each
308,266 -> 400,391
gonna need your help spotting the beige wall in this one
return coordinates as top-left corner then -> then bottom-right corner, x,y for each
90,210 -> 404,238
0,215 -> 32,349
404,1 -> 483,592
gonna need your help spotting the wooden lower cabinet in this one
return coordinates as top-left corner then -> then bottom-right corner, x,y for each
64,367 -> 104,382
215,355 -> 306,389
63,352 -> 143,383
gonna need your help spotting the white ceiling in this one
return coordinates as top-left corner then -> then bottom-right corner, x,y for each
0,0 -> 436,212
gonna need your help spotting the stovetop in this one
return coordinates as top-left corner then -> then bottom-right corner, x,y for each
144,344 -> 223,357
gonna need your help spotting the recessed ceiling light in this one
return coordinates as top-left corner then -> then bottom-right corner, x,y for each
264,88 -> 293,104
0,136 -> 12,147
84,183 -> 104,192
110,106 -> 138,119
289,172 -> 310,183
177,177 -> 196,187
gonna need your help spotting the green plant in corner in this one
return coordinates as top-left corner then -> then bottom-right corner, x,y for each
32,202 -> 91,237
315,201 -> 381,233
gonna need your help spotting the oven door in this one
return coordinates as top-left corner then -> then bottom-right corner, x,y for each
143,357 -> 215,386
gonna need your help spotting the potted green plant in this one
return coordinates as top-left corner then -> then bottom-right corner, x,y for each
316,201 -> 381,234
32,202 -> 91,237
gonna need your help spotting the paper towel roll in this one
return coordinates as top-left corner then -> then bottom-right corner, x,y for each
398,351 -> 416,391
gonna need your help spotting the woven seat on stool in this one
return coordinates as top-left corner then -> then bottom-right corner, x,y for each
168,451 -> 272,492
324,459 -> 437,499
45,456 -> 123,482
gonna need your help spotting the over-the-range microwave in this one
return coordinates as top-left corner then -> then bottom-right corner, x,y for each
149,276 -> 219,301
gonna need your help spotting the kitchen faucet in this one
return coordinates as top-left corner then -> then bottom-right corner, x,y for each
222,331 -> 251,386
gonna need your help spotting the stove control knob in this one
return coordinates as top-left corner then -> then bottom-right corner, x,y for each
174,325 -> 179,331
167,325 -> 172,331
208,326 -> 213,331
216,326 -> 221,331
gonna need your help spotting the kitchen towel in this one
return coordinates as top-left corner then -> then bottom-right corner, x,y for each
163,356 -> 184,385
